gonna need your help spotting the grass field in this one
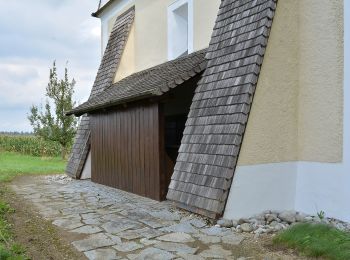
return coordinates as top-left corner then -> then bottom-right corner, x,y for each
0,151 -> 66,259
0,151 -> 66,182
273,223 -> 350,260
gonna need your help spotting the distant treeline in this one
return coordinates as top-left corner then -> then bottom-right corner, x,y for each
0,131 -> 33,136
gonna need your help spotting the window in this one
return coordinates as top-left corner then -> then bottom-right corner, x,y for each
168,0 -> 193,60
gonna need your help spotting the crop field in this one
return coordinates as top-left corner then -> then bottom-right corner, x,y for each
0,134 -> 62,157
0,135 -> 66,182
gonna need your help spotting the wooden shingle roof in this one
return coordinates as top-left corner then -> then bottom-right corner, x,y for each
67,49 -> 207,116
166,0 -> 277,218
66,7 -> 135,178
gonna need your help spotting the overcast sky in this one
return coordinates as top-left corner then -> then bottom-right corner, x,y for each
0,0 -> 101,132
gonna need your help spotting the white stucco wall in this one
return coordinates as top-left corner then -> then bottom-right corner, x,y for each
100,0 -> 132,53
237,0 -> 299,165
298,0 -> 343,162
225,0 -> 349,222
295,0 -> 350,221
81,151 -> 91,179
224,163 -> 297,219
98,0 -> 220,73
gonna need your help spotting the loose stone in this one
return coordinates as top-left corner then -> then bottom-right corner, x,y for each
240,223 -> 253,232
231,219 -> 238,227
187,218 -> 207,228
200,226 -> 231,236
217,218 -> 233,228
278,211 -> 297,224
295,212 -> 307,222
265,213 -> 278,224
221,234 -> 245,245
238,218 -> 250,225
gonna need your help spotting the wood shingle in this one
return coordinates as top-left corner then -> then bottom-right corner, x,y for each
166,0 -> 277,218
67,49 -> 207,116
66,7 -> 135,178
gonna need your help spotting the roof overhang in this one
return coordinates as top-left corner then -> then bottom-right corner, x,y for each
66,49 -> 207,117
92,0 -> 117,18
66,92 -> 154,117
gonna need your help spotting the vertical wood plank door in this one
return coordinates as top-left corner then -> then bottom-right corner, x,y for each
90,103 -> 162,201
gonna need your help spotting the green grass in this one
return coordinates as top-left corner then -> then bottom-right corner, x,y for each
273,223 -> 350,260
0,198 -> 26,260
0,151 -> 66,182
0,151 -> 65,259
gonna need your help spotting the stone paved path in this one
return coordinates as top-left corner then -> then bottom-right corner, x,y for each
10,176 -> 292,260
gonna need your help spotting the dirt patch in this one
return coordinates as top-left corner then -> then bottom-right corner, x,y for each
0,182 -> 86,260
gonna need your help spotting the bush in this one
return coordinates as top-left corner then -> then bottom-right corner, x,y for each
0,135 -> 62,157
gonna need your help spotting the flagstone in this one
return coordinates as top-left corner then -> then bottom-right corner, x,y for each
101,221 -> 139,234
113,242 -> 144,252
71,225 -> 102,234
154,242 -> 198,254
52,218 -> 84,230
127,247 -> 175,260
156,233 -> 195,243
84,248 -> 121,260
72,233 -> 120,252
160,222 -> 199,234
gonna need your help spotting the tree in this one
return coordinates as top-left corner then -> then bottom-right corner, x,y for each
28,61 -> 77,159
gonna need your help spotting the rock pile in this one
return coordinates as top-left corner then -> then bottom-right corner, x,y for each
217,210 -> 350,237
45,174 -> 73,184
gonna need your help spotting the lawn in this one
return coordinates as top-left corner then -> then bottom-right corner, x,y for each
0,151 -> 66,259
0,151 -> 66,182
273,223 -> 350,260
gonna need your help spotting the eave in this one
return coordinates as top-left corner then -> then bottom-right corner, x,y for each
91,0 -> 116,18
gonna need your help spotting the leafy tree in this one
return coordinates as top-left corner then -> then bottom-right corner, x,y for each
28,61 -> 77,159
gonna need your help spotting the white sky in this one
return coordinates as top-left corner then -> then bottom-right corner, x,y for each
0,1 -> 348,132
0,0 -> 101,132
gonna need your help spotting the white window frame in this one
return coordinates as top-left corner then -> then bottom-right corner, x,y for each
167,0 -> 194,60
